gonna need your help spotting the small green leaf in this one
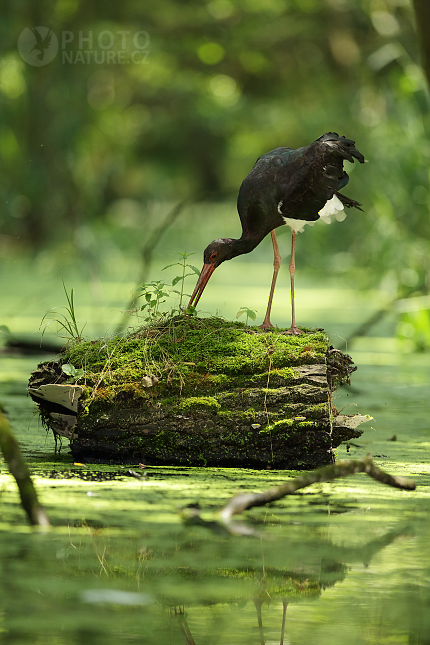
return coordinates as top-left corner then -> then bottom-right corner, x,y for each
62,363 -> 77,377
189,265 -> 201,275
172,276 -> 182,286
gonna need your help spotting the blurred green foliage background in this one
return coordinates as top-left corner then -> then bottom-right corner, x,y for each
1,0 -> 430,348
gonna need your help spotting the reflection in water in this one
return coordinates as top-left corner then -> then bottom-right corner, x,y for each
165,520 -> 422,645
173,607 -> 196,645
0,497 -> 429,643
168,556 -> 346,644
253,598 -> 288,645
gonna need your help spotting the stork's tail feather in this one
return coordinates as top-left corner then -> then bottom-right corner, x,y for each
336,192 -> 364,211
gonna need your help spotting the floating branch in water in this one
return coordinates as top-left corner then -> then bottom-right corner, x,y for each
0,410 -> 50,527
220,456 -> 415,523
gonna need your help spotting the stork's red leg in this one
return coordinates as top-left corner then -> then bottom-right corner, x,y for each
285,231 -> 302,335
259,230 -> 281,330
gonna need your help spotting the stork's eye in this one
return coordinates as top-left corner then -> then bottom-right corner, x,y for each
209,252 -> 218,263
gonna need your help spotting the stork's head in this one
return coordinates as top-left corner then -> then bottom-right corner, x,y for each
187,238 -> 234,311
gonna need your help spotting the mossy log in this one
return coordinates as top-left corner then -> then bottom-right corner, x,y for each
28,317 -> 369,469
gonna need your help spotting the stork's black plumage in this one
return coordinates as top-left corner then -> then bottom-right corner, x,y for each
188,132 -> 365,333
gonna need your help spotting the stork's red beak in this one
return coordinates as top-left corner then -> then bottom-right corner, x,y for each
187,263 -> 216,310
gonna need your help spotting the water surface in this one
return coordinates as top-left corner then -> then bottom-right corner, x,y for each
1,276 -> 429,644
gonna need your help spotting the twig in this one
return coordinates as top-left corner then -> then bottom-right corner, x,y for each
219,456 -> 415,522
115,199 -> 190,334
343,286 -> 421,347
115,189 -> 235,334
0,411 -> 50,527
343,303 -> 393,345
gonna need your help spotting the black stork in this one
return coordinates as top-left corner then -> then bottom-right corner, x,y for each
188,132 -> 365,334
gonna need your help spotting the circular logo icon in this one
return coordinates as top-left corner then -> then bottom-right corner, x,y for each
18,27 -> 58,67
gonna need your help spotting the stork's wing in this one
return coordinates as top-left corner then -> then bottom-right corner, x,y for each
237,147 -> 297,237
276,132 -> 365,221
237,134 -> 364,241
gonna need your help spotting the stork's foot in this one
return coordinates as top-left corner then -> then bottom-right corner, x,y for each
258,319 -> 275,331
284,325 -> 303,335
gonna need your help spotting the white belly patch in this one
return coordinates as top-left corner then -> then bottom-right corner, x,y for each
282,194 -> 345,233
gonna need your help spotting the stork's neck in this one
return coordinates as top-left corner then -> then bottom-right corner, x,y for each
228,235 -> 259,259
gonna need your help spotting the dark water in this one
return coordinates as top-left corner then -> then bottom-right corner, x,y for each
1,346 -> 430,643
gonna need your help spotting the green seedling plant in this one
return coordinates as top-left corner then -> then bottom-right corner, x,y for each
162,251 -> 200,313
236,306 -> 257,327
137,280 -> 170,320
40,278 -> 86,343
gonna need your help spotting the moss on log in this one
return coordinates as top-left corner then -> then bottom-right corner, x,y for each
28,316 -> 369,468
